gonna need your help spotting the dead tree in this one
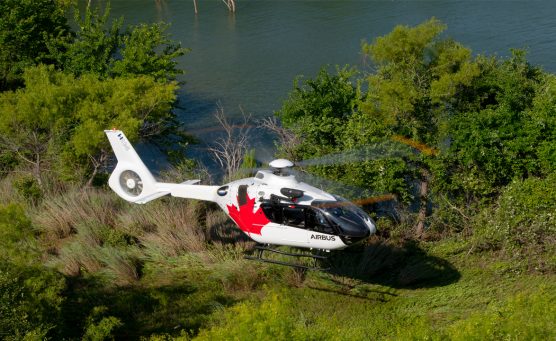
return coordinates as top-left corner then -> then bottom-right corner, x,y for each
258,116 -> 300,161
222,0 -> 236,12
207,107 -> 251,181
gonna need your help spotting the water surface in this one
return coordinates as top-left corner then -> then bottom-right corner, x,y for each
105,0 -> 556,164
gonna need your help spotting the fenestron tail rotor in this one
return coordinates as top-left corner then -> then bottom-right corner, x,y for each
119,170 -> 143,197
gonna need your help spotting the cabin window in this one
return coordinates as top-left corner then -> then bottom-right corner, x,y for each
261,204 -> 283,224
282,207 -> 305,227
261,203 -> 336,233
261,204 -> 306,227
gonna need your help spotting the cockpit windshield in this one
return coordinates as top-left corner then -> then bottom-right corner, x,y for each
311,197 -> 372,238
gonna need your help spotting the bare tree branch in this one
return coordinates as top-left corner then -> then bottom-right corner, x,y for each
258,116 -> 300,160
207,106 -> 251,181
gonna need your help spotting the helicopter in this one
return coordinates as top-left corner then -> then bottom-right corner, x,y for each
105,129 -> 377,269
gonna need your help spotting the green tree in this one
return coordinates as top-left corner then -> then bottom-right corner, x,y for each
52,4 -> 187,81
360,18 -> 480,143
435,51 -> 553,200
278,66 -> 360,159
0,65 -> 179,185
357,18 -> 482,235
54,4 -> 122,77
0,0 -> 70,90
112,22 -> 188,82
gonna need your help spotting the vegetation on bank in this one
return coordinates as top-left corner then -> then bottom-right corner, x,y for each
0,1 -> 555,340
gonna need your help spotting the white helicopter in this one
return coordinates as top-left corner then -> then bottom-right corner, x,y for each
105,129 -> 377,269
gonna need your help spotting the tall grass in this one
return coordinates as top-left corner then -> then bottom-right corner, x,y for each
118,199 -> 207,258
30,185 -> 256,286
33,189 -> 120,248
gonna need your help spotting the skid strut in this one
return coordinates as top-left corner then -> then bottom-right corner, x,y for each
244,244 -> 330,271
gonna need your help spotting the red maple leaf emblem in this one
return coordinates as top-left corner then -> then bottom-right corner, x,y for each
227,195 -> 270,235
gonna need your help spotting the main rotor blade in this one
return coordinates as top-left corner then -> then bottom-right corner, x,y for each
296,140 -> 416,168
290,169 -> 394,205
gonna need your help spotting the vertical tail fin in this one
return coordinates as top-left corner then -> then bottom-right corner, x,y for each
104,130 -> 168,203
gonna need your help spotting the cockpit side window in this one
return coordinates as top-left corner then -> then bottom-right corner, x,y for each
261,204 -> 283,224
261,204 -> 310,229
306,208 -> 335,234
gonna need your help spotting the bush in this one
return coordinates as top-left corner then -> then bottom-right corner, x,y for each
12,175 -> 42,205
472,173 -> 556,269
0,203 -> 37,263
0,261 -> 66,340
195,290 -> 328,341
82,306 -> 123,341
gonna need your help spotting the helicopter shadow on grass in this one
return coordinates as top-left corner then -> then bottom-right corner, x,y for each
206,215 -> 461,290
325,239 -> 461,290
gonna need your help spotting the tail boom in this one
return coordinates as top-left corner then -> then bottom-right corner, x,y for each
104,130 -> 218,204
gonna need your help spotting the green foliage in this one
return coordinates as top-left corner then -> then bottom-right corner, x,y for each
0,203 -> 66,340
435,51 -> 550,198
0,65 -> 178,182
12,175 -> 43,205
50,4 -> 187,82
0,261 -> 66,340
278,66 -> 359,158
394,287 -> 556,340
443,288 -> 556,340
55,4 -> 122,77
112,23 -> 188,82
1,2 -> 189,185
0,0 -> 70,90
235,148 -> 257,178
0,203 -> 37,263
82,306 -> 123,341
472,173 -> 556,266
195,290 -> 328,341
361,17 -> 480,145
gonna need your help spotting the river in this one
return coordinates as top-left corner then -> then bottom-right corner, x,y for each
104,0 -> 556,168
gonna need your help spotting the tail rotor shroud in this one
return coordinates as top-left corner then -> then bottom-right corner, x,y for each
119,170 -> 143,197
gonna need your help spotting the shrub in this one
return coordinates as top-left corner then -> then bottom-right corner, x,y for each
195,290 -> 329,341
12,175 -> 42,205
471,173 -> 556,269
82,306 -> 123,341
0,203 -> 37,263
0,261 -> 66,340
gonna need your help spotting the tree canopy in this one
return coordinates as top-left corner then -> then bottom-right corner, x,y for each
277,18 -> 556,234
0,1 -> 190,186
0,65 -> 179,184
0,0 -> 70,90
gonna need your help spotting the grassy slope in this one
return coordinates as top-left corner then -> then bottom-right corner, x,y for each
194,239 -> 556,340
2,179 -> 555,339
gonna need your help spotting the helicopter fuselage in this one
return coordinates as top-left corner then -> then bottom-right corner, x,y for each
215,169 -> 376,250
104,130 -> 376,252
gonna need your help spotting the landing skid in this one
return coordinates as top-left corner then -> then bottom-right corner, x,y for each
244,244 -> 330,271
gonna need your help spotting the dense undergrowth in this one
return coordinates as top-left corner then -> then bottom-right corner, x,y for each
1,173 -> 555,339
